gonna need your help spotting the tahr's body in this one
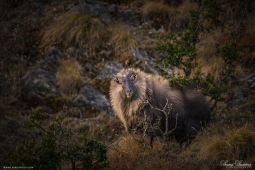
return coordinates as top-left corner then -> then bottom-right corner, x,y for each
109,68 -> 210,147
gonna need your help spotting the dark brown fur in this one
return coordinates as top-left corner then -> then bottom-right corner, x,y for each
109,68 -> 210,147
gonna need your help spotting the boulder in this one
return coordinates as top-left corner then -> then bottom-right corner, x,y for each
133,49 -> 173,75
70,0 -> 143,26
96,61 -> 123,80
20,48 -> 63,110
94,61 -> 124,95
73,85 -> 110,112
120,8 -> 142,27
239,71 -> 255,88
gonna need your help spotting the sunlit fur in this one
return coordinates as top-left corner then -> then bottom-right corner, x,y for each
110,69 -> 147,132
109,68 -> 210,146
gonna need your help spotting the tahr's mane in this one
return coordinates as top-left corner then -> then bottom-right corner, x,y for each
109,68 -> 185,132
110,69 -> 147,132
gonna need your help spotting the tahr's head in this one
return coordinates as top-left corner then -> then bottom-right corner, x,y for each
111,68 -> 147,100
114,69 -> 137,99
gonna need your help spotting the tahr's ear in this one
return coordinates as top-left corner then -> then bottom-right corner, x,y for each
113,73 -> 122,84
113,76 -> 118,82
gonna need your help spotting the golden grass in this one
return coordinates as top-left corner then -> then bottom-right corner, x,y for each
142,1 -> 193,31
142,1 -> 173,19
194,32 -> 224,82
193,56 -> 225,82
197,32 -> 218,58
194,56 -> 245,83
196,125 -> 255,164
56,59 -> 85,101
107,126 -> 254,170
196,30 -> 246,79
109,23 -> 138,57
41,13 -> 106,54
107,135 -> 179,170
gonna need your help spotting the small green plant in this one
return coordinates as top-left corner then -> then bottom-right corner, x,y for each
168,70 -> 224,109
5,107 -> 109,170
156,0 -> 254,109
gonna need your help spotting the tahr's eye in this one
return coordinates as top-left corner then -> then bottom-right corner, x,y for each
130,74 -> 137,81
114,78 -> 122,84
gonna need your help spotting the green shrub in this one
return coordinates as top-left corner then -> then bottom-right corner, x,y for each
5,107 -> 109,170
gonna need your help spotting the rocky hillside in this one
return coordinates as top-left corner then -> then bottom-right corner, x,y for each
1,0 -> 255,169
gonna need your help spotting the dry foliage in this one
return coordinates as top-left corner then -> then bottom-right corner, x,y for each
195,30 -> 244,82
109,23 -> 138,57
41,13 -> 106,54
142,1 -> 193,31
107,135 -> 180,170
196,125 -> 255,165
56,58 -> 85,101
194,56 -> 225,82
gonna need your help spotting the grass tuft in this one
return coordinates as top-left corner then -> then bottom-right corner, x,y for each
109,23 -> 138,57
196,125 -> 255,165
194,56 -> 225,83
41,13 -> 106,54
56,59 -> 85,101
142,1 -> 192,31
107,135 -> 179,170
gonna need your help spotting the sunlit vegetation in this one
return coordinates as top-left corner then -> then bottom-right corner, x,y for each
57,59 -> 85,101
196,125 -> 255,166
142,0 -> 193,31
41,13 -> 107,54
109,23 -> 138,57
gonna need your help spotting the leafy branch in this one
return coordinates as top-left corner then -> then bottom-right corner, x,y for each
6,107 -> 109,170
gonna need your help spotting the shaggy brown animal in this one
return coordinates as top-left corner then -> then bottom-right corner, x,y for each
109,68 -> 210,147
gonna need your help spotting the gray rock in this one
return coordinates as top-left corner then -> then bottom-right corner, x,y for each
20,48 -> 62,108
73,85 -> 110,112
133,49 -> 151,61
70,0 -> 143,26
108,4 -> 118,18
96,61 -> 124,80
71,1 -> 111,24
99,50 -> 112,57
120,8 -> 142,27
239,71 -> 255,88
133,49 -> 173,75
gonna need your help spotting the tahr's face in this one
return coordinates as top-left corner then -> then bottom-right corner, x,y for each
113,69 -> 137,99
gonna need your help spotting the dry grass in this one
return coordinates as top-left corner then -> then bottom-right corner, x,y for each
142,1 -> 193,31
190,31 -> 226,82
193,56 -> 244,83
220,3 -> 247,25
197,32 -> 218,58
194,56 -> 225,82
56,58 -> 85,101
196,125 -> 255,165
41,13 -> 106,54
200,55 -> 244,82
220,5 -> 239,24
109,23 -> 138,57
107,135 -> 179,170
142,1 -> 173,19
